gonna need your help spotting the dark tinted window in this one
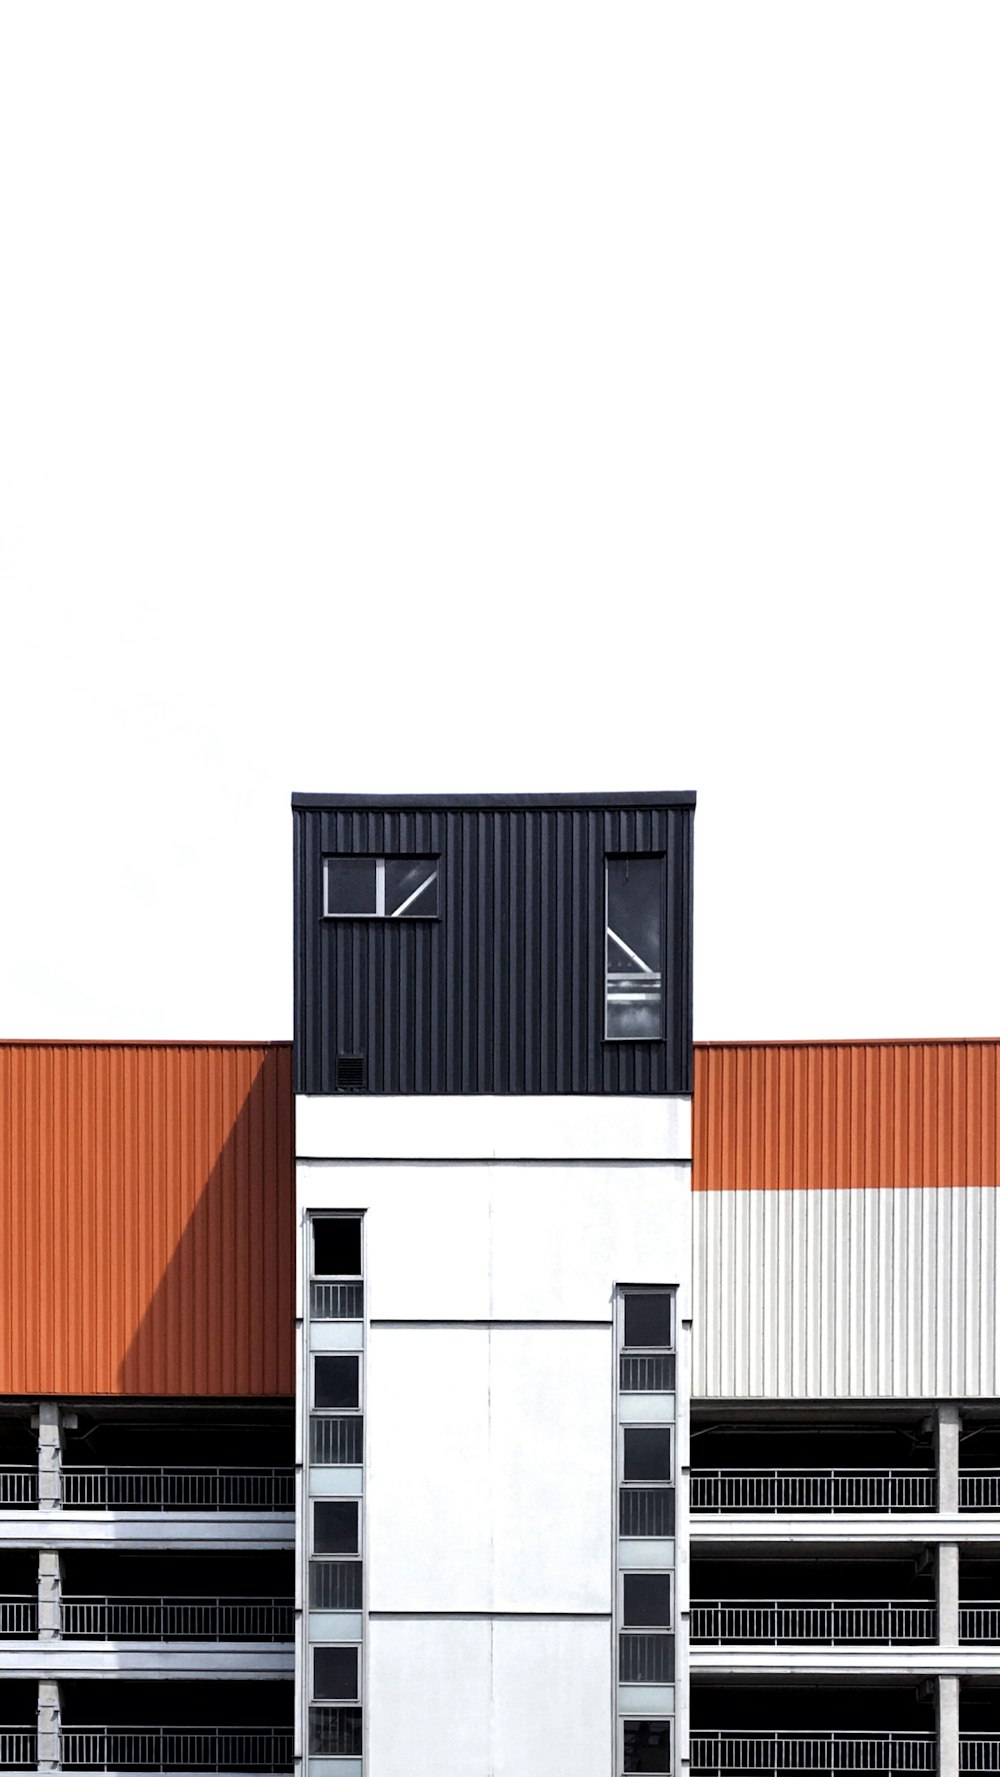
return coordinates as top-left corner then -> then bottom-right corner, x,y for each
606,857 -> 664,1040
314,1501 -> 358,1555
624,1573 -> 671,1627
385,858 -> 438,917
314,1646 -> 359,1702
315,1356 -> 359,1411
624,1426 -> 672,1481
623,1720 -> 670,1773
624,1292 -> 672,1349
308,1708 -> 361,1757
313,1218 -> 362,1276
325,858 -> 377,916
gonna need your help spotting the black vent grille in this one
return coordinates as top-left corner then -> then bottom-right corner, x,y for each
335,1054 -> 365,1091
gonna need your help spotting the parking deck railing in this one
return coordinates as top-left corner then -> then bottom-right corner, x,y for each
61,1468 -> 294,1510
0,1596 -> 37,1636
690,1730 -> 936,1771
691,1469 -> 936,1514
61,1596 -> 294,1641
0,1731 -> 35,1769
962,1738 -> 1000,1771
961,1473 -> 1000,1511
0,1467 -> 37,1508
690,1599 -> 936,1646
61,1727 -> 293,1772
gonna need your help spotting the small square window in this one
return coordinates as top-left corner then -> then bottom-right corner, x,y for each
623,1573 -> 672,1628
325,858 -> 378,917
624,1292 -> 673,1350
314,1355 -> 360,1411
314,1500 -> 359,1555
623,1720 -> 670,1773
313,1217 -> 362,1277
623,1426 -> 672,1482
314,1645 -> 359,1703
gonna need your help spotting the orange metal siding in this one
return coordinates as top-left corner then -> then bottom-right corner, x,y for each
0,1043 -> 294,1397
694,1040 -> 1000,1191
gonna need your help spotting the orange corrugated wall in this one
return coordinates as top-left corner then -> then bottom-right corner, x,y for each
0,1043 -> 294,1396
694,1039 -> 1000,1191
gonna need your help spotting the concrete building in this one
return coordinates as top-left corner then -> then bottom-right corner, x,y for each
291,791 -> 697,1777
2,791 -> 1000,1777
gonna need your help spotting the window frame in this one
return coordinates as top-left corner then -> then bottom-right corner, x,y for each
621,1288 -> 676,1354
311,1497 -> 361,1558
312,1214 -> 363,1281
621,1423 -> 674,1486
620,1569 -> 673,1631
322,854 -> 440,920
312,1642 -> 363,1706
604,852 -> 666,1043
621,1717 -> 672,1775
312,1351 -> 363,1415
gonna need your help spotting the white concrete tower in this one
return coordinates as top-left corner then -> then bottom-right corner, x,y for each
292,792 -> 696,1777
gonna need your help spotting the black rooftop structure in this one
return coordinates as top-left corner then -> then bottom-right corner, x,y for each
292,791 -> 695,1096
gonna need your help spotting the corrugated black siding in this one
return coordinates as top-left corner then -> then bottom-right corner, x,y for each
293,796 -> 694,1096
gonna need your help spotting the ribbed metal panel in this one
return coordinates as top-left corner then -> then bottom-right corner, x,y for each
0,1042 -> 294,1398
694,1184 -> 1000,1399
694,1040 -> 1000,1191
692,1039 -> 1000,1399
293,793 -> 695,1095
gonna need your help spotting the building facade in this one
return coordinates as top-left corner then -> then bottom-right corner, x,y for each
292,791 -> 696,1777
2,793 -> 999,1777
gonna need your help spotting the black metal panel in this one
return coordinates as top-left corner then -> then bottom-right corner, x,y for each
292,793 -> 694,1096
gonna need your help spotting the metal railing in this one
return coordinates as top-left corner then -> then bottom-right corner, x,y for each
0,1732 -> 35,1769
310,1280 -> 363,1320
690,1599 -> 936,1645
691,1469 -> 936,1514
309,1417 -> 362,1465
963,1739 -> 1000,1772
0,1466 -> 37,1507
690,1731 -> 936,1771
61,1726 -> 293,1771
61,1468 -> 294,1511
961,1473 -> 1000,1511
61,1596 -> 294,1641
0,1596 -> 37,1636
960,1603 -> 1000,1642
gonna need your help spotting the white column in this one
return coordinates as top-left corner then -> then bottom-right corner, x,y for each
32,1404 -> 76,1512
38,1550 -> 62,1641
938,1542 -> 960,1646
37,1679 -> 61,1773
937,1674 -> 960,1777
937,1403 -> 961,1515
33,1403 -> 62,1511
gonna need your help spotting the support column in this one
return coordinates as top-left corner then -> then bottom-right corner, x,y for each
937,1675 -> 959,1777
31,1403 -> 77,1512
38,1550 -> 62,1641
937,1402 -> 961,1515
37,1679 -> 61,1774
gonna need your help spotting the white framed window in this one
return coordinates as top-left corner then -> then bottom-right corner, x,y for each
312,1498 -> 360,1556
324,856 -> 439,918
620,1570 -> 673,1630
622,1718 -> 671,1774
312,1215 -> 363,1278
312,1352 -> 362,1413
313,1644 -> 362,1704
621,1424 -> 673,1485
605,856 -> 665,1040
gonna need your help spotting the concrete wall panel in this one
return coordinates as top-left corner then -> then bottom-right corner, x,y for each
367,1327 -> 490,1610
367,1618 -> 491,1777
489,1327 -> 612,1613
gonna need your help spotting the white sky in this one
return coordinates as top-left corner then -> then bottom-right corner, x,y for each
1,4 -> 998,1045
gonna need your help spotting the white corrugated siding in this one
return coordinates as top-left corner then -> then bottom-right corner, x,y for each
693,1187 -> 1000,1399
